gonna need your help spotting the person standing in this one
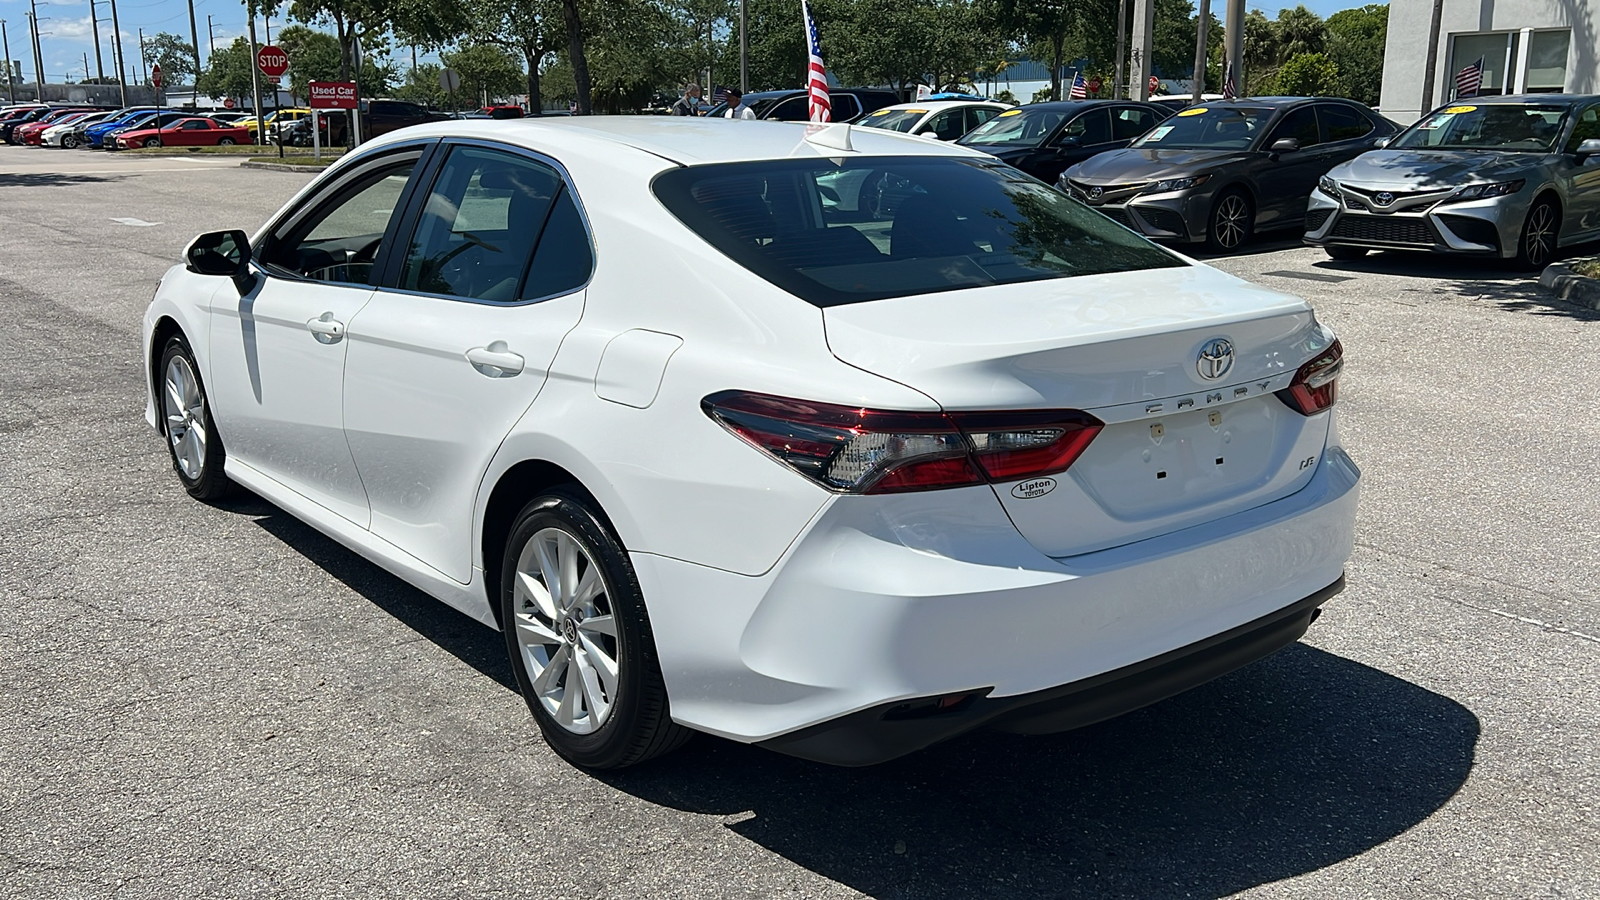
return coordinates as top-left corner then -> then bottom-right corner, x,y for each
670,83 -> 703,116
722,88 -> 756,119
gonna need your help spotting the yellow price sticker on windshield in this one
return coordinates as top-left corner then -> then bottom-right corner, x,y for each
997,109 -> 1022,116
903,109 -> 927,114
1177,107 -> 1209,116
1444,105 -> 1477,114
870,109 -> 890,116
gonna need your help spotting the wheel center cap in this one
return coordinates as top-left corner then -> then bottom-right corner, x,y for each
562,618 -> 579,643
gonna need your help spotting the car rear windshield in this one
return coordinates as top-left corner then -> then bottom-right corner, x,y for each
1132,106 -> 1272,149
652,156 -> 1184,308
858,108 -> 929,133
958,108 -> 1068,146
1391,103 -> 1569,152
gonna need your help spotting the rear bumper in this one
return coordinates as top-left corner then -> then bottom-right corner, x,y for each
632,442 -> 1359,759
760,574 -> 1341,765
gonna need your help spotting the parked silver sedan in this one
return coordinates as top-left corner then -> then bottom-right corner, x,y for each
1306,95 -> 1600,268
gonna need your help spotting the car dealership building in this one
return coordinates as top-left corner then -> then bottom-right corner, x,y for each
1379,0 -> 1598,123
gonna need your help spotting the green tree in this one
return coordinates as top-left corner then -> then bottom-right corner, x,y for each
1274,5 -> 1328,59
392,62 -> 448,106
197,37 -> 258,101
1240,9 -> 1281,94
442,44 -> 525,104
1274,50 -> 1339,96
276,24 -> 342,99
1326,3 -> 1386,105
141,32 -> 198,86
463,0 -> 565,111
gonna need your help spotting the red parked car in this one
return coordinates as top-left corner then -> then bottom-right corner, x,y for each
14,108 -> 99,145
115,117 -> 251,149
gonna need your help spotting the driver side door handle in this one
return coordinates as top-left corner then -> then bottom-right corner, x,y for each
306,312 -> 345,344
466,342 -> 525,377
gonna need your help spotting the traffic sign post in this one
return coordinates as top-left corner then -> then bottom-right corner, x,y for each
439,67 -> 461,115
309,81 -> 359,162
256,45 -> 288,157
151,63 -> 163,106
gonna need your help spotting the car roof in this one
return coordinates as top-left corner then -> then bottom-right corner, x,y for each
872,100 -> 1007,112
1005,100 -> 1161,112
1436,93 -> 1600,107
368,116 -> 993,166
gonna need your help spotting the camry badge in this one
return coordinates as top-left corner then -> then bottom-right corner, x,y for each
1374,191 -> 1395,206
1197,338 -> 1235,381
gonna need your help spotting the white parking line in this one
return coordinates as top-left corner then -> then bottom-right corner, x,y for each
110,217 -> 162,227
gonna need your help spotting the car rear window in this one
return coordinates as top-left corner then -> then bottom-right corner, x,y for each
652,156 -> 1184,308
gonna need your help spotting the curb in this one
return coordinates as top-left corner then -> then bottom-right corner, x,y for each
1539,259 -> 1600,311
240,160 -> 332,172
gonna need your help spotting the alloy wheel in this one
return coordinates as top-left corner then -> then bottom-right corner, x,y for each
1524,203 -> 1555,267
1213,195 -> 1249,250
162,355 -> 207,481
512,527 -> 620,735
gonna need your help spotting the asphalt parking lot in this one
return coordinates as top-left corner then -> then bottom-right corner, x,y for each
1,143 -> 1596,900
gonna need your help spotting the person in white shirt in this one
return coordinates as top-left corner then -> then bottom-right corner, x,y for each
723,89 -> 756,120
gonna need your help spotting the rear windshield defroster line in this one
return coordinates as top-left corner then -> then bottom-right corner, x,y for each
652,156 -> 1184,308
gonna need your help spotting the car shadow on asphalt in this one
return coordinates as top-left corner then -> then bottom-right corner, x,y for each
228,495 -> 1480,900
0,173 -> 123,187
236,496 -> 519,692
1313,249 -> 1600,321
601,644 -> 1479,900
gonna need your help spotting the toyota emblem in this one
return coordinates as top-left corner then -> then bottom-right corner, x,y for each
1196,338 -> 1235,381
1374,191 -> 1395,206
1090,186 -> 1103,199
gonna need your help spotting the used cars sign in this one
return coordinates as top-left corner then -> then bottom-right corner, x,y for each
308,81 -> 359,110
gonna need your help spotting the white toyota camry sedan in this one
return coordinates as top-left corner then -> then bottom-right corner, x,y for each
143,117 -> 1359,769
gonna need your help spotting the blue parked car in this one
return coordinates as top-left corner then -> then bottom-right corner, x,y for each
86,109 -> 182,149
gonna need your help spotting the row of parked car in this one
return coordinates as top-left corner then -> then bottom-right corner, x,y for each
818,90 -> 1600,268
0,104 -> 260,149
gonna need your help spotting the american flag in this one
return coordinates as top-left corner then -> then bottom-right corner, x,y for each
802,0 -> 831,122
1455,57 -> 1484,98
1068,71 -> 1088,100
1222,62 -> 1236,100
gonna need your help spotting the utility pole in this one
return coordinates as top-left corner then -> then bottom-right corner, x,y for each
264,12 -> 271,46
83,51 -> 88,82
137,27 -> 148,88
1114,0 -> 1128,97
739,0 -> 747,93
1128,0 -> 1155,100
0,20 -> 13,104
89,1 -> 105,82
1224,0 -> 1244,98
27,0 -> 44,100
1191,0 -> 1210,102
207,15 -> 217,57
109,0 -> 127,106
1420,0 -> 1443,116
247,12 -> 264,149
186,0 -> 201,94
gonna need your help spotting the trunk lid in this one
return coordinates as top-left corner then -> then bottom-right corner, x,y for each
822,263 -> 1334,557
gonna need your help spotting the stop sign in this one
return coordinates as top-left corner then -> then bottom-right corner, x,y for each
1148,75 -> 1160,94
151,63 -> 163,89
257,45 -> 289,78
1087,77 -> 1103,93
223,97 -> 236,109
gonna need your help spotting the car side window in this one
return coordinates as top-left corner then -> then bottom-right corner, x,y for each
1566,103 -> 1600,153
767,96 -> 810,121
1318,103 -> 1373,142
399,146 -> 586,303
182,120 -> 207,130
926,110 -> 964,141
1060,109 -> 1111,145
966,107 -> 999,133
1111,106 -> 1160,141
1266,106 -> 1320,148
260,161 -> 417,285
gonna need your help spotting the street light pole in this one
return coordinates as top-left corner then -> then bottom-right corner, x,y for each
186,0 -> 201,95
1420,0 -> 1444,116
0,19 -> 14,104
137,26 -> 148,88
28,0 -> 44,100
739,0 -> 747,93
89,0 -> 104,82
1191,0 -> 1210,102
108,0 -> 127,106
1114,0 -> 1128,97
246,12 -> 264,150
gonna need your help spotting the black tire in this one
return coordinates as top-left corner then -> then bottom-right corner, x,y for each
62,135 -> 78,149
1206,188 -> 1254,253
157,335 -> 231,501
218,137 -> 236,146
1325,245 -> 1368,261
143,137 -> 160,148
1513,197 -> 1560,271
500,488 -> 691,769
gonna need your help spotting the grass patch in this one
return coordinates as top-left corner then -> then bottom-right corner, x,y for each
124,144 -> 346,158
1572,258 -> 1600,279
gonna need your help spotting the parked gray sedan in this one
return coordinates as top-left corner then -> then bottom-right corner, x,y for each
1058,97 -> 1398,252
1306,95 -> 1600,268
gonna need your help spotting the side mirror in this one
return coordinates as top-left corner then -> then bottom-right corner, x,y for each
1575,138 -> 1600,160
185,229 -> 255,290
1374,136 -> 1392,149
1269,137 -> 1300,153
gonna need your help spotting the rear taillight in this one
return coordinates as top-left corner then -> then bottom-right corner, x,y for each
1276,339 -> 1343,415
703,391 -> 1102,494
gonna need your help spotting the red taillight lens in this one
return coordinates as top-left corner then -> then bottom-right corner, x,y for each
1276,339 -> 1343,415
703,391 -> 1102,494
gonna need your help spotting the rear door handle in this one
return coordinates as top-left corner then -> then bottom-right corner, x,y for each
306,312 -> 345,343
466,341 -> 525,377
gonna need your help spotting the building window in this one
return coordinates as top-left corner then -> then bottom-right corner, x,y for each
1526,30 -> 1570,92
1450,32 -> 1517,97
